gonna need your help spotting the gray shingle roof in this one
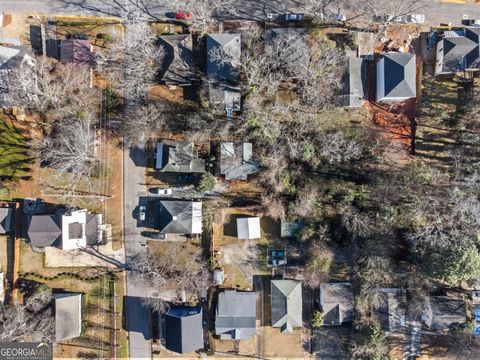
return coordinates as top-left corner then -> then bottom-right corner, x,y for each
54,293 -> 82,341
436,27 -> 480,74
0,207 -> 13,234
157,201 -> 202,234
271,280 -> 302,331
27,214 -> 62,248
220,142 -> 259,180
377,288 -> 407,335
158,34 -> 195,86
422,296 -> 465,331
265,28 -> 309,75
156,140 -> 205,173
338,56 -> 367,107
0,45 -> 32,106
376,52 -> 416,101
206,33 -> 241,83
319,282 -> 354,326
215,290 -> 256,340
165,306 -> 203,354
85,213 -> 100,245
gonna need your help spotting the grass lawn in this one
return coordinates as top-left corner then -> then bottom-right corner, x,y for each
0,117 -> 34,180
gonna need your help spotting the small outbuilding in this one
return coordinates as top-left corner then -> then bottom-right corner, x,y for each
54,293 -> 82,342
236,217 -> 261,240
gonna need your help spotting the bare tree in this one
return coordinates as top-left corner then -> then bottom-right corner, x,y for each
129,244 -> 210,312
41,115 -> 100,198
0,289 -> 54,343
168,0 -> 238,29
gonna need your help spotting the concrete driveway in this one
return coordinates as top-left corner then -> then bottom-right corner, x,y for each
124,142 -> 151,360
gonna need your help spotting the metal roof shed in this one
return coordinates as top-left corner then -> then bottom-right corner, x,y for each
236,217 -> 261,240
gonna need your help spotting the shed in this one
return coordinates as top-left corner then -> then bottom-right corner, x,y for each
236,217 -> 261,240
54,293 -> 82,341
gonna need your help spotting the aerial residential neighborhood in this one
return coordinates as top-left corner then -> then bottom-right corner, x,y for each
1,0 -> 480,359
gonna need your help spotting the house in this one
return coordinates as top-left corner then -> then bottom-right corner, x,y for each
215,290 -> 256,340
206,33 -> 241,83
337,55 -> 368,107
421,296 -> 466,332
164,306 -> 203,354
206,33 -> 241,116
26,209 -> 104,251
377,288 -> 407,336
271,280 -> 302,333
156,201 -> 202,235
158,34 -> 195,87
435,27 -> 480,75
265,28 -> 309,74
0,206 -> 13,234
220,142 -> 259,181
60,39 -> 95,66
155,140 -> 205,173
376,52 -> 416,102
54,293 -> 82,342
236,217 -> 261,240
0,45 -> 35,106
319,282 -> 354,325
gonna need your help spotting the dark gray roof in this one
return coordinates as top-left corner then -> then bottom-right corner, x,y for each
156,140 -> 205,173
60,40 -> 95,65
206,33 -> 241,83
0,207 -> 13,234
265,28 -> 309,75
165,306 -> 203,354
338,56 -> 367,107
377,288 -> 407,335
157,201 -> 202,234
280,220 -> 304,238
220,142 -> 259,180
376,52 -> 416,101
158,34 -> 195,86
436,28 -> 480,74
319,282 -> 354,326
271,280 -> 302,331
209,84 -> 241,115
422,296 -> 465,332
215,290 -> 256,340
27,214 -> 62,248
85,213 -> 99,245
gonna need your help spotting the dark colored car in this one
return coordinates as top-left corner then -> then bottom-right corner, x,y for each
282,13 -> 305,22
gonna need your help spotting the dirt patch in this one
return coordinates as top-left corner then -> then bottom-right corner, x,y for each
261,326 -> 305,358
1,13 -> 30,44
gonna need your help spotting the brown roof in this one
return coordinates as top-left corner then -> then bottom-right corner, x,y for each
60,40 -> 95,65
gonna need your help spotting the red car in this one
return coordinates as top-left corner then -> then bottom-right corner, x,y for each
175,11 -> 192,20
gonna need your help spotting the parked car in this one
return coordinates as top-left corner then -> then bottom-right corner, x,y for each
406,14 -> 425,24
282,13 -> 305,22
66,33 -> 89,40
150,188 -> 173,195
139,205 -> 146,221
462,18 -> 480,26
142,231 -> 167,240
321,12 -> 347,22
272,258 -> 287,266
175,11 -> 192,20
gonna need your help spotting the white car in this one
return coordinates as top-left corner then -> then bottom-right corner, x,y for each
406,14 -> 425,24
155,188 -> 172,195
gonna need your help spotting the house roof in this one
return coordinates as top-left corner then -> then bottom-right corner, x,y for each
156,140 -> 205,173
220,142 -> 259,180
422,296 -> 466,331
54,293 -> 82,341
265,28 -> 309,75
0,207 -> 13,234
280,220 -> 304,238
85,213 -> 101,245
157,201 -> 202,234
338,56 -> 367,107
215,290 -> 256,340
206,33 -> 241,83
158,34 -> 195,86
27,214 -> 62,248
436,27 -> 480,74
60,40 -> 95,65
377,288 -> 407,335
165,306 -> 203,354
319,282 -> 354,325
236,217 -> 261,240
271,280 -> 303,331
376,52 -> 416,101
0,45 -> 33,106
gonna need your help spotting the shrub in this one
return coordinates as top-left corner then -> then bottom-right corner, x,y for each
312,310 -> 323,328
197,172 -> 216,193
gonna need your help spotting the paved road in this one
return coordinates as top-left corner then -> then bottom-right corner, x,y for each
123,142 -> 151,360
2,0 -> 480,26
